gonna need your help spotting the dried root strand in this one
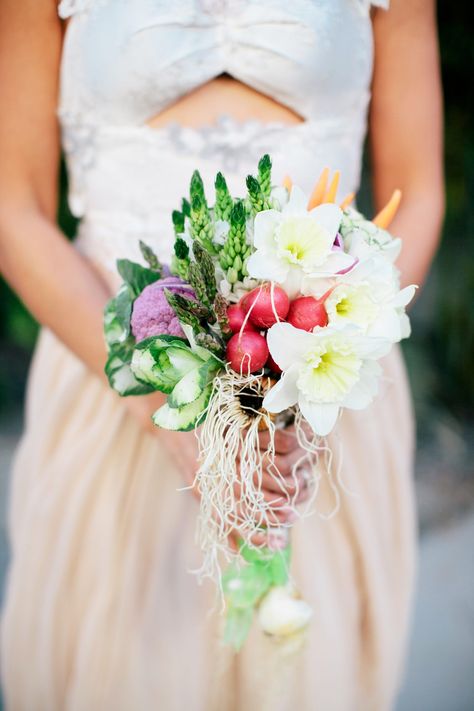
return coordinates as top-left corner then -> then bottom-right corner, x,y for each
193,368 -> 335,587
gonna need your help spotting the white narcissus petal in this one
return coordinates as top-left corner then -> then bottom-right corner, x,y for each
301,275 -> 334,298
266,322 -> 316,371
368,309 -> 402,343
263,365 -> 299,413
342,254 -> 380,283
246,251 -> 288,282
342,360 -> 381,410
354,334 -> 392,360
310,251 -> 355,276
283,185 -> 308,214
252,209 -> 281,250
391,284 -> 417,308
309,203 -> 343,238
281,265 -> 304,299
399,312 -> 412,339
298,397 -> 340,437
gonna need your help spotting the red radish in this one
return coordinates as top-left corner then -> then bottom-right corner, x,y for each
226,331 -> 269,374
226,304 -> 257,334
287,296 -> 328,331
266,353 -> 282,374
240,283 -> 290,329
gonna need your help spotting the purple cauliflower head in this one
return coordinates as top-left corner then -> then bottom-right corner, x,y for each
130,276 -> 195,341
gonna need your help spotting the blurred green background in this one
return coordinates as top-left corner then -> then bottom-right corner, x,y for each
0,4 -> 473,438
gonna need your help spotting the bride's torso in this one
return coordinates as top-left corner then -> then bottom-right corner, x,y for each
57,0 -> 387,276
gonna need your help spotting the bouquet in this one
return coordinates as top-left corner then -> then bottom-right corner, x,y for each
103,156 -> 416,649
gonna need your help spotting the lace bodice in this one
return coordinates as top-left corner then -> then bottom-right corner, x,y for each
57,0 -> 389,272
59,0 -> 387,126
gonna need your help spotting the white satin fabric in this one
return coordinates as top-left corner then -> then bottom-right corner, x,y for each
1,1 -> 418,710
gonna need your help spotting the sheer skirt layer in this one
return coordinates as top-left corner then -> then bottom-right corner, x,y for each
1,327 -> 416,711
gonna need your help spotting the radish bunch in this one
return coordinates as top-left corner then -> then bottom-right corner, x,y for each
225,283 -> 330,375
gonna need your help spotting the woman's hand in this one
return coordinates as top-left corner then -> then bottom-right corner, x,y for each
229,425 -> 313,551
125,393 -> 311,523
256,426 -> 312,512
123,391 -> 167,435
126,393 -> 312,553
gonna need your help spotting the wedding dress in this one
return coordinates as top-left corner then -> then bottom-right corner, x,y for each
1,1 -> 416,709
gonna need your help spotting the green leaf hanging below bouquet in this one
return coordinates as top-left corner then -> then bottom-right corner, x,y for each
223,608 -> 254,652
222,541 -> 292,650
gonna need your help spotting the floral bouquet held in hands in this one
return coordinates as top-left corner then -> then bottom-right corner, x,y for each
103,155 -> 416,650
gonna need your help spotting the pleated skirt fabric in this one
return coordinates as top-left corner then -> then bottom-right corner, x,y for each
1,325 -> 416,711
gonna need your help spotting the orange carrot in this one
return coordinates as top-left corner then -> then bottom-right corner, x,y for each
307,167 -> 329,209
282,174 -> 293,192
324,170 -> 340,203
373,189 -> 402,228
340,192 -> 355,210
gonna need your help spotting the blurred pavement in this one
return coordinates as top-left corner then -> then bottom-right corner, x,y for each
0,411 -> 473,710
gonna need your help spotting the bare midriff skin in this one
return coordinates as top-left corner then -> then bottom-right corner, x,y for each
146,74 -> 304,130
0,1 -> 444,522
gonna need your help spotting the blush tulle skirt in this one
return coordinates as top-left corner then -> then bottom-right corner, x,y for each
1,324 -> 416,711
1,121 -> 417,710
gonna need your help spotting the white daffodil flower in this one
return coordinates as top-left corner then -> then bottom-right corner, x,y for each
258,585 -> 313,637
246,186 -> 353,297
263,322 -> 390,436
322,257 -> 417,343
340,210 -> 402,264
